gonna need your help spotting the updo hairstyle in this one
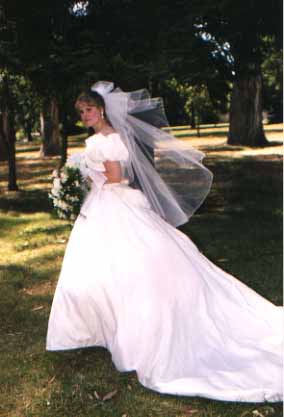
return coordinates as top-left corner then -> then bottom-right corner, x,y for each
75,90 -> 107,120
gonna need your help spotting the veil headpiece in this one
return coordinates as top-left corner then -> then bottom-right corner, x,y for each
90,81 -> 213,227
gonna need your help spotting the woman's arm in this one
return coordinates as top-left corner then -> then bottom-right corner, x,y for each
103,160 -> 123,183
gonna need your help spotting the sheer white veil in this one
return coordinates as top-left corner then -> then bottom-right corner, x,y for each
91,81 -> 213,227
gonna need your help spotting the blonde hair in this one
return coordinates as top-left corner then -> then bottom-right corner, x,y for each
75,90 -> 112,125
75,90 -> 105,112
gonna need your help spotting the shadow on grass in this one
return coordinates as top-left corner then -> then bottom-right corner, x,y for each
19,178 -> 52,187
0,215 -> 32,233
16,146 -> 41,154
200,143 -> 283,159
201,144 -> 244,152
0,262 -> 55,339
16,166 -> 55,178
175,131 -> 228,138
164,123 -> 229,131
261,128 -> 284,133
16,141 -> 85,155
0,256 -> 60,290
68,140 -> 86,148
20,223 -> 71,237
0,189 -> 51,213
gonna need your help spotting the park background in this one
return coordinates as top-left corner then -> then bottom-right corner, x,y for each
0,1 -> 283,417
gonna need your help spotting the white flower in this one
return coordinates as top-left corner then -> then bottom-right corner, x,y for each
58,201 -> 68,210
58,211 -> 66,219
67,153 -> 89,179
66,152 -> 83,168
51,179 -> 61,198
53,178 -> 61,189
49,158 -> 91,221
61,172 -> 68,183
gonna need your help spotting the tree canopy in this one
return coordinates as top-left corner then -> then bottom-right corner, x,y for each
0,0 -> 282,188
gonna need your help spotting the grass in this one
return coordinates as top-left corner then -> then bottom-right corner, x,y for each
0,124 -> 283,417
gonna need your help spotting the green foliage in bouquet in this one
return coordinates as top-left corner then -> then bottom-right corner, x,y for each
49,166 -> 90,221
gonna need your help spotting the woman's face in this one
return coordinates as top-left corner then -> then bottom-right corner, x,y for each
78,102 -> 102,128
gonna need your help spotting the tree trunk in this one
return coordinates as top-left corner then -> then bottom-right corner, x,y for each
24,120 -> 33,142
0,129 -> 8,161
0,108 -> 18,191
0,75 -> 18,190
196,122 -> 200,137
228,73 -> 268,146
40,111 -> 44,138
190,106 -> 196,129
39,97 -> 60,156
58,111 -> 69,170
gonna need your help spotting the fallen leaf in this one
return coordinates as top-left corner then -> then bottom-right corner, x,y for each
94,390 -> 101,400
240,412 -> 252,417
102,389 -> 118,401
48,375 -> 56,384
252,411 -> 265,417
32,305 -> 44,311
183,406 -> 200,416
22,288 -> 33,295
24,400 -> 31,410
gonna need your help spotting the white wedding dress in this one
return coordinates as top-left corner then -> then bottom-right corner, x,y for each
46,132 -> 283,403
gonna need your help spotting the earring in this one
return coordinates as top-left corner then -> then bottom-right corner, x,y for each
101,110 -> 104,119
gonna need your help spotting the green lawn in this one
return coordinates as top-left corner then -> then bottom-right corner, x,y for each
0,126 -> 283,417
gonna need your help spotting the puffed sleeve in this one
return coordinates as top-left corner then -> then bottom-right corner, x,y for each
84,133 -> 129,173
80,134 -> 130,217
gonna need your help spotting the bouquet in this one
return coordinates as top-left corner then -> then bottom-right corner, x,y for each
49,153 -> 91,220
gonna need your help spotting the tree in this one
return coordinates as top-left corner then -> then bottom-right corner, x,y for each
165,78 -> 220,128
191,0 -> 282,146
0,0 -> 90,174
0,2 -> 20,189
0,72 -> 18,190
13,76 -> 40,142
261,36 -> 283,123
0,132 -> 8,161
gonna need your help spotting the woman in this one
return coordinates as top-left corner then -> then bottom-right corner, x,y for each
46,81 -> 282,403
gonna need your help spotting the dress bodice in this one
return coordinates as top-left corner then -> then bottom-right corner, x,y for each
84,132 -> 129,172
79,132 -> 131,216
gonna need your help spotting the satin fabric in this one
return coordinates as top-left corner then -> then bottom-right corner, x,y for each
46,134 -> 283,403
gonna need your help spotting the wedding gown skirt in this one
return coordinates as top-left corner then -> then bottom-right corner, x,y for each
46,182 -> 283,402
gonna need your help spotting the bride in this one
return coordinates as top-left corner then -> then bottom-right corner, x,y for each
46,81 -> 283,403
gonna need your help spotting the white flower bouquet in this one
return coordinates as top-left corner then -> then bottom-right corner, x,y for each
49,153 -> 91,221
